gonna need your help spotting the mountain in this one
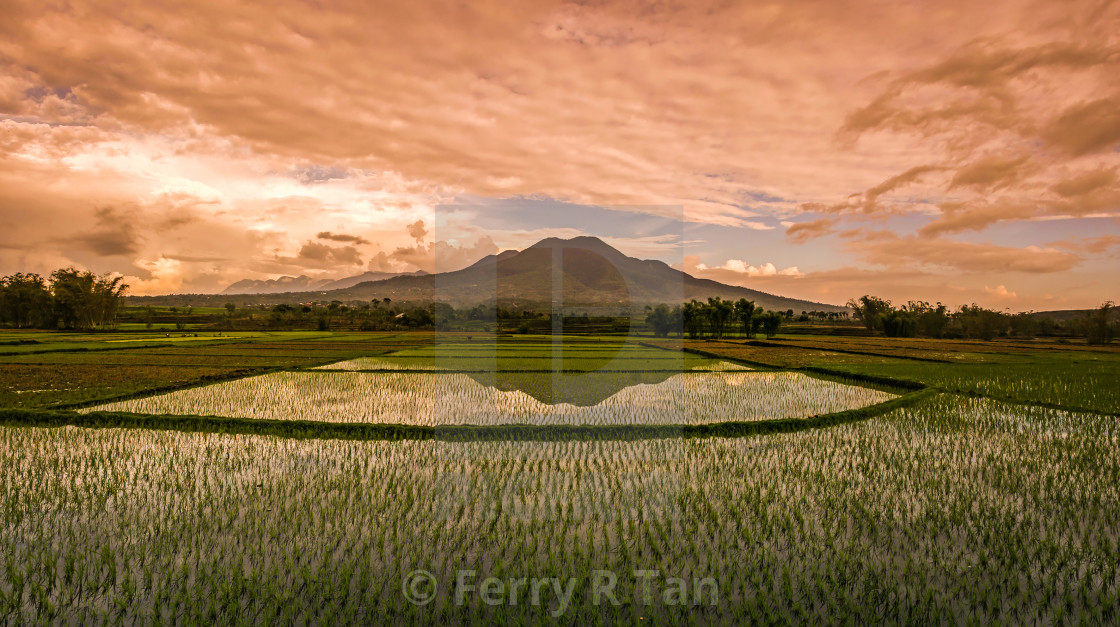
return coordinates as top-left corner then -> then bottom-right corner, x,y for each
223,275 -> 328,294
222,270 -> 427,294
466,249 -> 519,269
323,236 -> 843,312
318,270 -> 427,291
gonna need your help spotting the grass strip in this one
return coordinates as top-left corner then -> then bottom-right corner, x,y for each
940,388 -> 1120,418
304,368 -> 745,374
797,366 -> 927,393
644,344 -> 784,370
0,342 -> 240,357
0,388 -> 938,442
744,340 -> 956,363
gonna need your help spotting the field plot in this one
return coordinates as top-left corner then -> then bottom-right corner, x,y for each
827,357 -> 1120,414
775,334 -> 1120,359
4,395 -> 1118,624
0,331 -> 431,409
0,364 -> 242,409
84,369 -> 894,425
685,336 -> 1120,414
84,340 -> 894,425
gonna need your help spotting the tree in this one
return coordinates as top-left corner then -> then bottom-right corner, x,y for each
324,300 -> 343,329
669,305 -> 683,337
760,311 -> 783,338
433,302 -> 456,330
49,268 -> 128,330
734,298 -> 756,338
910,301 -> 949,338
750,307 -> 767,336
406,306 -> 433,328
847,295 -> 892,332
0,273 -> 51,328
1086,301 -> 1115,345
645,303 -> 676,338
1009,312 -> 1037,339
704,297 -> 733,339
682,300 -> 703,339
954,304 -> 1007,340
881,309 -> 917,337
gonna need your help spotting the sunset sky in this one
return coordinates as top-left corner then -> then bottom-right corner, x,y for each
1,0 -> 1118,309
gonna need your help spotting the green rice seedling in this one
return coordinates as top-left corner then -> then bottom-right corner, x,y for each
3,393 -> 1118,623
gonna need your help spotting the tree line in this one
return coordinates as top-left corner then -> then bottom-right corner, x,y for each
199,297 -> 785,337
0,269 -> 128,330
644,297 -> 784,339
220,300 -> 628,334
847,295 -> 1116,344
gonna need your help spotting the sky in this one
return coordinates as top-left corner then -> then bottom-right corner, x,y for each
1,0 -> 1118,310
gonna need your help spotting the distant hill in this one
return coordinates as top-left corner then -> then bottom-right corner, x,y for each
1029,308 -> 1115,322
223,270 -> 427,294
319,270 -> 427,291
322,236 -> 843,312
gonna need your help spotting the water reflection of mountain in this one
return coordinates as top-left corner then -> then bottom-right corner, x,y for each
465,370 -> 682,406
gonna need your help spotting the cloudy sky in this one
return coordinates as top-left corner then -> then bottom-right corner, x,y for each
1,0 -> 1118,309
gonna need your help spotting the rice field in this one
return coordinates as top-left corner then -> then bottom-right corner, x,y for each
82,341 -> 894,424
5,332 -> 1119,623
828,359 -> 1120,414
3,395 -> 1118,624
83,369 -> 895,426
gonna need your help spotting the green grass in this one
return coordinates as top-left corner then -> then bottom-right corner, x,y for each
826,356 -> 1120,414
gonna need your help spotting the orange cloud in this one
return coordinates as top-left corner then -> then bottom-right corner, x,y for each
918,199 -> 1038,236
785,218 -> 838,243
850,233 -> 1080,274
948,155 -> 1031,192
0,0 -> 1116,308
1051,168 -> 1117,198
1041,97 -> 1120,156
985,284 -> 1018,301
317,231 -> 370,245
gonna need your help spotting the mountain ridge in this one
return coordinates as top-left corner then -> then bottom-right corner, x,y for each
152,236 -> 842,312
323,236 -> 842,312
223,270 -> 428,294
